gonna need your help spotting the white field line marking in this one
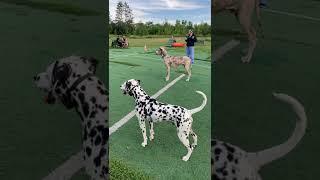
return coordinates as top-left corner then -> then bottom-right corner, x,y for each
264,9 -> 320,22
42,151 -> 83,180
213,39 -> 240,62
42,73 -> 185,180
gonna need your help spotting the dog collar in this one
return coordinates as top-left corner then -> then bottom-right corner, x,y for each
50,61 -> 95,109
67,73 -> 94,94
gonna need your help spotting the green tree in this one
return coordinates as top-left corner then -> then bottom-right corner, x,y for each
123,2 -> 134,34
115,1 -> 124,23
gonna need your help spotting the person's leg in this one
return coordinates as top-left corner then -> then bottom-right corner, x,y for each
190,46 -> 195,64
186,46 -> 190,58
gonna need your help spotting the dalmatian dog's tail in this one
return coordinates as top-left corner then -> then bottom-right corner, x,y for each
190,91 -> 207,115
248,93 -> 307,168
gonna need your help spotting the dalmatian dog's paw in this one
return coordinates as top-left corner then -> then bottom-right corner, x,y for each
141,141 -> 147,147
182,155 -> 190,161
165,77 -> 169,81
149,135 -> 154,141
186,78 -> 190,82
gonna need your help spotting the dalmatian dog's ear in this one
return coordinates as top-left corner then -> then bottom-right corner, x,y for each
87,57 -> 98,74
159,47 -> 167,55
125,81 -> 132,89
125,81 -> 134,96
80,56 -> 99,74
54,63 -> 71,83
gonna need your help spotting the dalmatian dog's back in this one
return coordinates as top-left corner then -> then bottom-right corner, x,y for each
212,93 -> 307,180
33,56 -> 108,179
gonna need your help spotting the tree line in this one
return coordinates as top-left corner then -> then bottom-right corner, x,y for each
109,1 -> 211,36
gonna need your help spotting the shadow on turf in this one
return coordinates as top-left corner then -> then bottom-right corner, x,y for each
109,60 -> 141,67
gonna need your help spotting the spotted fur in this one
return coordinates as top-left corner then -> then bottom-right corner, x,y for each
155,47 -> 192,82
34,56 -> 108,179
120,79 -> 207,161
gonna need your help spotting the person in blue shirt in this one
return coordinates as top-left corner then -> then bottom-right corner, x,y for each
185,30 -> 197,64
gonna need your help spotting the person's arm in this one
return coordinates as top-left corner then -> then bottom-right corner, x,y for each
193,35 -> 197,42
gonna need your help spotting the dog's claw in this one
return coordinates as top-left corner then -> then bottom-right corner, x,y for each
141,142 -> 147,147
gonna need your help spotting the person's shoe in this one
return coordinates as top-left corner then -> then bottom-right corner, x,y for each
259,3 -> 267,8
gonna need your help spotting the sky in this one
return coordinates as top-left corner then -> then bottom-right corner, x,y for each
109,0 -> 211,24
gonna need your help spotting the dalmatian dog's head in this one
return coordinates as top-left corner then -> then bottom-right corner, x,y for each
120,79 -> 141,96
33,56 -> 98,106
155,47 -> 167,57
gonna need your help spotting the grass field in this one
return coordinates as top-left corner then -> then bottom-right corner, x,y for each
0,0 -> 106,179
109,37 -> 211,179
213,0 -> 320,179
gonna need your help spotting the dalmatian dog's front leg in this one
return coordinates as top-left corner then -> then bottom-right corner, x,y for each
149,120 -> 154,141
138,116 -> 148,147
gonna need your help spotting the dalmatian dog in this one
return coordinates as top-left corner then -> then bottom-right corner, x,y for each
156,47 -> 192,82
212,93 -> 307,180
213,0 -> 263,63
33,56 -> 108,180
120,79 -> 207,161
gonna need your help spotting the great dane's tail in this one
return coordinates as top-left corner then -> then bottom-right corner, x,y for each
255,0 -> 264,38
248,93 -> 307,169
190,91 -> 207,114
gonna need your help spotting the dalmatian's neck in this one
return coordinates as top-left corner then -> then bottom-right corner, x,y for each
161,54 -> 168,58
130,86 -> 150,105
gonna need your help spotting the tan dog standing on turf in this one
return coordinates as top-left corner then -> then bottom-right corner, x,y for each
156,47 -> 192,82
144,44 -> 148,52
213,0 -> 263,63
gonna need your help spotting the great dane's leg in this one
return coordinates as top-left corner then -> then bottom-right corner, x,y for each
234,12 -> 250,55
246,26 -> 257,63
149,120 -> 154,141
185,63 -> 191,81
165,64 -> 170,81
138,116 -> 148,147
238,4 -> 256,63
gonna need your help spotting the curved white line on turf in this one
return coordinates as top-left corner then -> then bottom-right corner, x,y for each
42,73 -> 185,180
264,9 -> 320,22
